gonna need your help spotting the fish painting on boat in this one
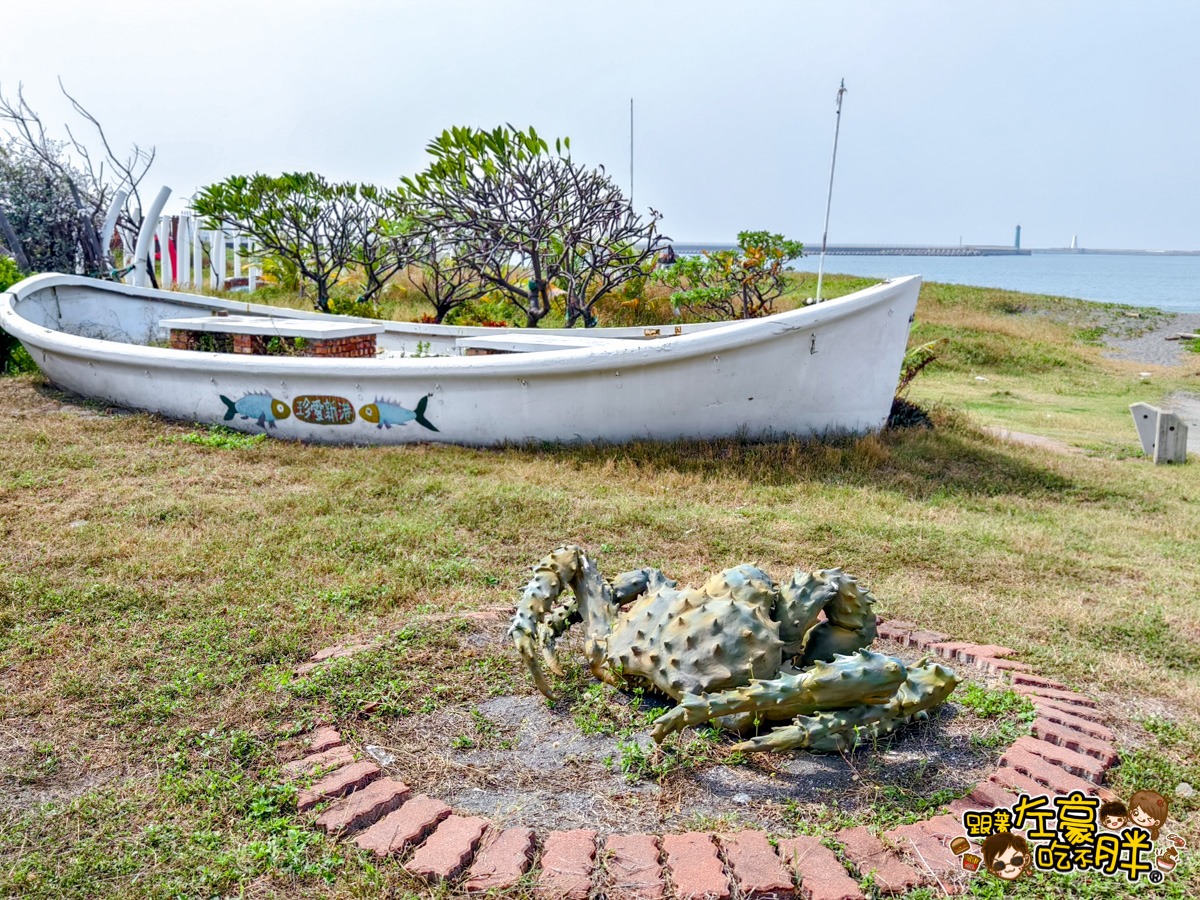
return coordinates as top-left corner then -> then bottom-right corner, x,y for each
220,392 -> 291,428
359,395 -> 438,432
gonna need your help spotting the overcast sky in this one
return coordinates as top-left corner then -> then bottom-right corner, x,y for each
4,1 -> 1198,249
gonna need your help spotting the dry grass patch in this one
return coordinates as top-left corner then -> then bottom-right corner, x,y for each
1,277 -> 1198,897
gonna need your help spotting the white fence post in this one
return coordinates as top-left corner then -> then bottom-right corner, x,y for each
177,214 -> 191,288
157,216 -> 171,287
232,231 -> 242,284
214,229 -> 226,290
192,215 -> 203,289
248,238 -> 258,292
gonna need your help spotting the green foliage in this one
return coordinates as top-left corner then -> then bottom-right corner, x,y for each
0,254 -> 37,374
0,137 -> 91,273
657,231 -> 803,320
443,291 -> 520,327
953,683 -> 1036,749
897,338 -> 947,396
405,124 -> 667,328
163,426 -> 266,450
1109,716 -> 1200,818
954,683 -> 1034,719
194,173 -> 399,312
326,295 -> 382,319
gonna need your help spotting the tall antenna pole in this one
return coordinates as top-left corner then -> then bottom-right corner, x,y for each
629,97 -> 634,208
815,79 -> 846,304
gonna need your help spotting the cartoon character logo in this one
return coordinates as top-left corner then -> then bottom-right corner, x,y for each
1128,790 -> 1169,840
981,832 -> 1031,881
1099,799 -> 1128,831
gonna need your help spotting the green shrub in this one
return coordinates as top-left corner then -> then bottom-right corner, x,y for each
0,255 -> 37,374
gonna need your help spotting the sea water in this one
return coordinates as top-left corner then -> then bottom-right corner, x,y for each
788,253 -> 1200,314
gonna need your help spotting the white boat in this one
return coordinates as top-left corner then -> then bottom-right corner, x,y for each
1,273 -> 921,445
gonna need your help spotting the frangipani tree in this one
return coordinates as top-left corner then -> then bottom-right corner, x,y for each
403,125 -> 669,327
659,231 -> 803,320
194,173 -> 402,312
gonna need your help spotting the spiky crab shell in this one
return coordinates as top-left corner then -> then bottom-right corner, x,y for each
605,564 -> 783,700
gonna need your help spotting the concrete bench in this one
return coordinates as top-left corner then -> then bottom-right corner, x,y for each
161,314 -> 382,358
1130,402 -> 1188,464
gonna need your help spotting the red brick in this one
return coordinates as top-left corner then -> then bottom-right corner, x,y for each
308,726 -> 342,753
283,744 -> 354,778
605,833 -> 665,900
662,833 -> 731,900
297,760 -> 381,812
315,777 -> 410,836
1012,684 -> 1096,707
464,827 -> 536,893
922,814 -> 967,839
1030,696 -> 1104,722
948,780 -> 1016,813
719,832 -> 793,900
407,814 -> 489,882
990,767 -> 1049,797
976,656 -> 1034,674
904,630 -> 950,650
1032,718 -> 1118,766
929,641 -> 976,661
882,822 -> 964,893
536,829 -> 598,900
350,794 -> 450,858
875,622 -> 913,642
998,745 -> 1101,795
1011,672 -> 1068,690
1010,736 -> 1108,782
953,643 -> 1016,662
945,798 -> 979,816
775,836 -> 862,900
1031,702 -> 1114,740
835,826 -> 920,894
879,618 -> 918,631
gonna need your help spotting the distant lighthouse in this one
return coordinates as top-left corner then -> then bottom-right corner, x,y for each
1014,225 -> 1021,249
1071,234 -> 1078,250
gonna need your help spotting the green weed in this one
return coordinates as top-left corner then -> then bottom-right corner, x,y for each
164,425 -> 266,449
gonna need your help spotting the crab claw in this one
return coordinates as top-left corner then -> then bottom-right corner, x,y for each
510,621 -> 556,698
540,639 -> 565,677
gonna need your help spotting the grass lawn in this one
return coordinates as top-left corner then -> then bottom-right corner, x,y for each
0,275 -> 1197,898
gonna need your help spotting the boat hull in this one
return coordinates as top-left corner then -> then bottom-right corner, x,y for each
2,274 -> 921,445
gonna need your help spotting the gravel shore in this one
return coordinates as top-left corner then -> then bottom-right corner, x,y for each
1103,312 -> 1200,367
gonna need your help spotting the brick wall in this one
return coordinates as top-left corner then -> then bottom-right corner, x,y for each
174,330 -> 376,358
170,329 -> 233,353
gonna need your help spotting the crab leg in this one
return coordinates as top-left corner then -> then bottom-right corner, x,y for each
732,659 -> 961,753
509,546 -> 582,697
650,650 -> 907,743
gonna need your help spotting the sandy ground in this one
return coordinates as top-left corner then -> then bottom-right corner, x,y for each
1103,312 -> 1200,367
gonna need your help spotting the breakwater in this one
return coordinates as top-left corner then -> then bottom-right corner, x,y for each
672,243 -> 1030,257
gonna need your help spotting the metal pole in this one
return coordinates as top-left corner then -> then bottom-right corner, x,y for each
629,97 -> 634,208
815,79 -> 846,304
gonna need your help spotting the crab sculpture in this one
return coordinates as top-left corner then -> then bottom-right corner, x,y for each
509,546 -> 960,752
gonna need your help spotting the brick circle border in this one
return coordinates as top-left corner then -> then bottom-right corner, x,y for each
279,614 -> 1122,898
